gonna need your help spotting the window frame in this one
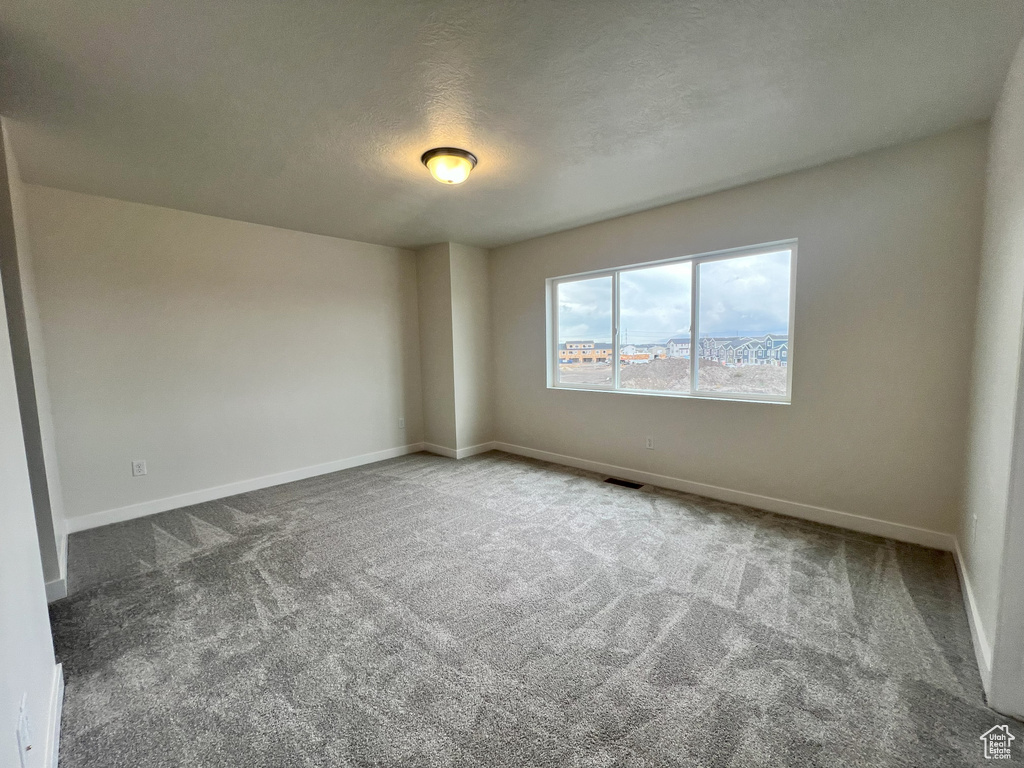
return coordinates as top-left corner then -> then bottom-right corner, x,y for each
547,239 -> 797,404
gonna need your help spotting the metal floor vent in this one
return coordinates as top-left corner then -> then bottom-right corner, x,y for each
604,477 -> 644,489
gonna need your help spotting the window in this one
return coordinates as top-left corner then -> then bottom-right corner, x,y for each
554,275 -> 613,388
548,240 -> 795,402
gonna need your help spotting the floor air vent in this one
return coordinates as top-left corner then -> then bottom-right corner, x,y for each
604,477 -> 644,489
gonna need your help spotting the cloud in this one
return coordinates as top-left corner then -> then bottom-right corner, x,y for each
557,276 -> 612,342
698,250 -> 790,336
620,261 -> 692,343
556,250 -> 790,343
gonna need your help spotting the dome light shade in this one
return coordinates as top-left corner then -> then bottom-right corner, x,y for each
421,147 -> 478,184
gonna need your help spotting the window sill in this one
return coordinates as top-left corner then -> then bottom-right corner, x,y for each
548,384 -> 791,405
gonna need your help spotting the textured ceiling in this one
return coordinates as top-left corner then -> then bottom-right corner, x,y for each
1,1 -> 1022,249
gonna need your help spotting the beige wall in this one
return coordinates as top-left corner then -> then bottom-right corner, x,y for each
25,185 -> 423,524
417,243 -> 458,451
416,242 -> 493,454
0,135 -> 59,768
491,125 -> 987,538
962,38 -> 1024,679
450,243 -> 493,450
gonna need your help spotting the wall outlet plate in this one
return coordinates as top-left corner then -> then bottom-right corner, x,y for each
132,460 -> 147,477
645,436 -> 655,450
398,417 -> 405,429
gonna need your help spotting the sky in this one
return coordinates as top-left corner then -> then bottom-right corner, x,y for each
557,249 -> 791,344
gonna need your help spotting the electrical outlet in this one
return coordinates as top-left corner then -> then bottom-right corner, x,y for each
398,417 -> 405,429
132,460 -> 147,477
971,514 -> 979,543
17,695 -> 32,768
645,436 -> 654,450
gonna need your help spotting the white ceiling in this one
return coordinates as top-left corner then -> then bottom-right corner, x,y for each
1,0 -> 1022,249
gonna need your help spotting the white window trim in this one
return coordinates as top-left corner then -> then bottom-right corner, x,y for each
547,239 -> 797,404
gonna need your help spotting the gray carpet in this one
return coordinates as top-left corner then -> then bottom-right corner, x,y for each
51,451 -> 1020,767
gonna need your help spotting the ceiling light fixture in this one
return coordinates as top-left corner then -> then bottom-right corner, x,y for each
421,147 -> 478,185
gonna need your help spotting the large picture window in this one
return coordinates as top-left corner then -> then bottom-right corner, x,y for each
548,241 -> 796,402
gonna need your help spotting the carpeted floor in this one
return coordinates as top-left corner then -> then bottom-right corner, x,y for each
51,451 -> 1020,767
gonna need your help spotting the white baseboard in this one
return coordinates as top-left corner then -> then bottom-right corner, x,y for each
422,443 -> 457,459
64,437 -> 956,552
65,443 -> 426,533
44,577 -> 67,603
423,442 -> 497,459
59,532 -> 67,576
456,442 -> 496,459
953,538 -> 994,690
45,535 -> 68,602
45,663 -> 63,768
491,441 -> 956,552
